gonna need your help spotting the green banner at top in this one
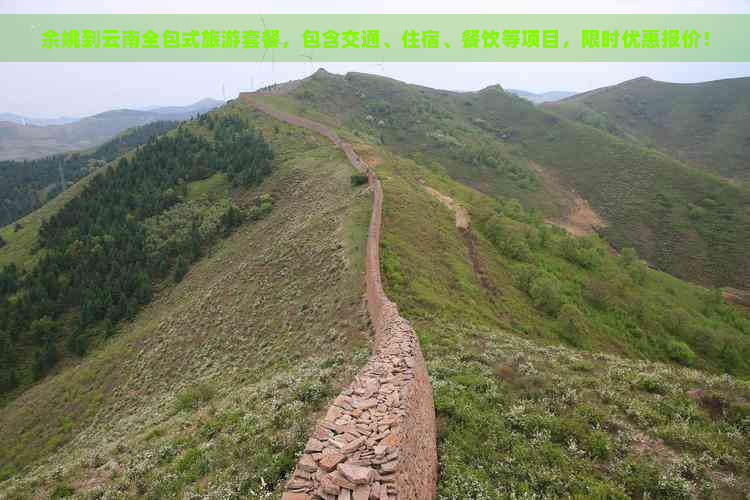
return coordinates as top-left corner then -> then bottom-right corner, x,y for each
1,14 -> 747,62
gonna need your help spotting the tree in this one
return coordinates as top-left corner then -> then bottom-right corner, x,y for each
559,304 -> 588,347
0,234 -> 5,248
529,276 -> 563,316
174,255 -> 188,283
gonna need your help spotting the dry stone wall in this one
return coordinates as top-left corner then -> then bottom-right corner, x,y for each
240,94 -> 438,500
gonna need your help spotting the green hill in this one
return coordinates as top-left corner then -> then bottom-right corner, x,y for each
3,73 -> 750,499
547,76 -> 750,181
0,101 -> 371,497
253,70 -> 750,290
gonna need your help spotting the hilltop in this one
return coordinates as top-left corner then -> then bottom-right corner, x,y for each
548,76 -> 750,181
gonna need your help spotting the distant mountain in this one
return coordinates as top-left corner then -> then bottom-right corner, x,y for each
0,99 -> 224,161
507,89 -> 577,104
547,76 -> 750,180
0,113 -> 79,126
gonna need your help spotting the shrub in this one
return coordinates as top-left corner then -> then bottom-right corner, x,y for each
503,234 -> 531,262
629,260 -> 648,285
559,304 -> 588,346
529,276 -> 563,316
586,278 -> 616,310
621,247 -> 638,267
174,255 -> 188,283
350,173 -> 369,186
561,236 -> 600,269
175,382 -> 216,411
50,485 -> 75,498
666,339 -> 696,366
512,264 -> 538,293
664,308 -> 691,335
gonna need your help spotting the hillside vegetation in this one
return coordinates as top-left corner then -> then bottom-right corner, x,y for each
548,76 -> 750,181
0,120 -> 179,228
255,70 -> 750,290
0,112 -> 274,397
0,101 -> 372,498
369,145 -> 750,498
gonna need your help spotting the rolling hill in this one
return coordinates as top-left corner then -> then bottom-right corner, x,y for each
2,73 -> 750,498
0,98 -> 223,161
547,76 -> 750,181
252,69 -> 750,290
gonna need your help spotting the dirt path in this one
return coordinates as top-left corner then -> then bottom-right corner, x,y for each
420,183 -> 496,296
242,94 -> 438,500
422,186 -> 470,230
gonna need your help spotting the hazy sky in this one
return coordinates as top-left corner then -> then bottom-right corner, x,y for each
2,0 -> 750,117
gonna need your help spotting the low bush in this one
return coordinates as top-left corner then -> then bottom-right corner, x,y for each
350,174 -> 369,186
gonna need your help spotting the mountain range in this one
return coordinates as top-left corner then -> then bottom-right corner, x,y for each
0,98 -> 224,161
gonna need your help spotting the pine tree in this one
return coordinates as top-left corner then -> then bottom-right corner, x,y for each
174,256 -> 188,283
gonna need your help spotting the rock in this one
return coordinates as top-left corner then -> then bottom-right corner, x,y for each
338,489 -> 352,500
380,460 -> 397,474
381,432 -> 398,447
320,475 -> 341,495
337,463 -> 375,485
319,451 -> 346,472
353,485 -> 370,500
288,477 -> 313,490
341,436 -> 366,454
329,471 -> 357,490
369,483 -> 381,499
305,438 -> 325,453
299,454 -> 318,473
282,493 -> 313,500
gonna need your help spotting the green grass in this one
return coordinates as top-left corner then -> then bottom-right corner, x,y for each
186,172 -> 230,201
0,104 -> 372,498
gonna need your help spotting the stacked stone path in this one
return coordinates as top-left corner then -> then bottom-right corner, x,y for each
240,94 -> 438,500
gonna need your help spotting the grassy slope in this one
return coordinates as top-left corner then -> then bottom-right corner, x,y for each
0,102 -> 372,498
547,76 -> 750,181
372,147 -> 750,498
257,70 -> 750,290
249,87 -> 750,495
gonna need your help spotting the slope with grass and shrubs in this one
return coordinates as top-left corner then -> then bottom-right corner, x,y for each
0,111 -> 276,398
368,145 -> 750,497
547,76 -> 750,181
255,70 -> 750,291
0,100 -> 372,498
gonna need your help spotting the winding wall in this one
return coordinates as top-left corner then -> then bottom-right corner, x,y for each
241,94 -> 438,500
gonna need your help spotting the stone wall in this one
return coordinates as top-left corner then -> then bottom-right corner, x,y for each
241,94 -> 438,500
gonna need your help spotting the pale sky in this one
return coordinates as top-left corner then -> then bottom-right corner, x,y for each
1,0 -> 750,118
